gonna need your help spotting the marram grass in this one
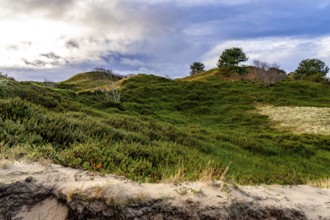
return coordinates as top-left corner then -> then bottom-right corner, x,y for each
0,71 -> 329,184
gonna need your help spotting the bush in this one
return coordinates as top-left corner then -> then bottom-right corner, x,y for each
294,59 -> 329,82
190,62 -> 205,75
0,73 -> 15,98
217,48 -> 248,76
253,60 -> 287,86
217,48 -> 248,67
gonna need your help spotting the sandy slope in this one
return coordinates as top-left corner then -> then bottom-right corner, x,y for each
0,160 -> 329,219
257,105 -> 330,135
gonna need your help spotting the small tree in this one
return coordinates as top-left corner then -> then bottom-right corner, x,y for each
294,58 -> 329,82
253,60 -> 286,86
190,62 -> 205,75
217,47 -> 248,68
217,47 -> 248,75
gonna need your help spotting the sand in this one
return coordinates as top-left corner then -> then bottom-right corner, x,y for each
0,160 -> 329,219
257,105 -> 330,135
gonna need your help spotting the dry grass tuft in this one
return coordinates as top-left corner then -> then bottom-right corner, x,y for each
162,168 -> 185,185
88,185 -> 106,198
162,161 -> 232,190
199,161 -> 217,183
38,158 -> 53,166
0,160 -> 12,169
210,162 -> 231,191
308,178 -> 330,189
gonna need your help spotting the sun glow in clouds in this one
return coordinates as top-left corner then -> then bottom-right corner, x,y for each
0,19 -> 86,68
0,0 -> 170,72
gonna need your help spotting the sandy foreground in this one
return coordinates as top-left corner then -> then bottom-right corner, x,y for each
0,160 -> 329,220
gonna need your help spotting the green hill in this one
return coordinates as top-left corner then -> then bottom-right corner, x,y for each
0,72 -> 329,184
180,66 -> 272,82
180,68 -> 219,81
60,71 -> 123,92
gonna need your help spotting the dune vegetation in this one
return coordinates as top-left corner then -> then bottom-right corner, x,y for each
0,68 -> 329,184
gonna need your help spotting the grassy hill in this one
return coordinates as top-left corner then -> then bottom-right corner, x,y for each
60,71 -> 123,92
0,71 -> 329,184
180,66 -> 282,82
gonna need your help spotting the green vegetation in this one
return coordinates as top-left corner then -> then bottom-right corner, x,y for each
217,47 -> 248,75
60,71 -> 123,92
190,62 -> 205,75
252,60 -> 287,86
0,70 -> 329,185
294,58 -> 329,82
0,73 -> 15,99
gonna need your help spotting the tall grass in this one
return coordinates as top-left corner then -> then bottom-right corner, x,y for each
0,73 -> 329,184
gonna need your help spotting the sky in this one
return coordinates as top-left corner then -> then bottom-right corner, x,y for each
0,0 -> 330,81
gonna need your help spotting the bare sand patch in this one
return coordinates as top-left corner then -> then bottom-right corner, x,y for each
257,105 -> 330,135
15,199 -> 68,220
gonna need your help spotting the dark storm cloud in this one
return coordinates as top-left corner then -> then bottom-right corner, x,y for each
22,58 -> 47,67
41,52 -> 61,60
21,53 -> 67,68
71,1 -> 180,39
4,0 -> 180,36
65,40 -> 80,49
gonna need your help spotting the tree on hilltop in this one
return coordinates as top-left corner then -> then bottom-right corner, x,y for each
217,47 -> 248,68
217,47 -> 248,75
294,58 -> 329,82
190,62 -> 205,75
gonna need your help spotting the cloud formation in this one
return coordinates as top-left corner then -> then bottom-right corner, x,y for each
0,0 -> 329,80
41,52 -> 61,60
65,40 -> 80,49
202,36 -> 330,72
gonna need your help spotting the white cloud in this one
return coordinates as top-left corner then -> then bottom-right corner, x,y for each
0,19 -> 89,68
316,36 -> 330,58
201,36 -> 330,73
0,0 -> 177,70
1,0 -> 330,80
120,58 -> 145,67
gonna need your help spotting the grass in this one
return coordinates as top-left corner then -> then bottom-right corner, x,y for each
0,70 -> 329,185
308,178 -> 330,188
0,160 -> 11,169
59,71 -> 123,92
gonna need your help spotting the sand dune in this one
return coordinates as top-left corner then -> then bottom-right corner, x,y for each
1,160 -> 329,219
